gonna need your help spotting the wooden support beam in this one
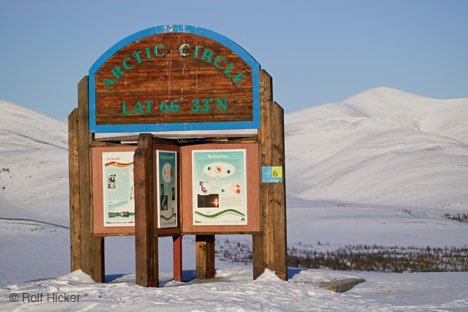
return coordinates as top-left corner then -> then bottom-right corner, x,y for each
252,233 -> 264,279
134,133 -> 158,287
196,235 -> 215,279
270,100 -> 288,281
173,235 -> 183,281
253,69 -> 273,280
77,76 -> 105,282
68,108 -> 81,271
253,70 -> 288,281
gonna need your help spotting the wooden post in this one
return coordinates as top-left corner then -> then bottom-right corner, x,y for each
173,235 -> 183,281
77,76 -> 105,282
196,235 -> 215,279
134,134 -> 158,287
270,100 -> 287,280
68,108 -> 81,271
252,233 -> 264,279
253,70 -> 288,281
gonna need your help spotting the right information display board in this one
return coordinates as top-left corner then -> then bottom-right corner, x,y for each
181,143 -> 260,234
192,149 -> 248,226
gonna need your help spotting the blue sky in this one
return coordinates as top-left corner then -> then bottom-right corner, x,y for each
0,0 -> 467,119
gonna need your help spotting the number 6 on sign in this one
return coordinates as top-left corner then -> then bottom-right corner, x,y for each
272,166 -> 282,179
262,166 -> 283,183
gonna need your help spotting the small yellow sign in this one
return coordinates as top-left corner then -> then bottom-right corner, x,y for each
271,166 -> 283,179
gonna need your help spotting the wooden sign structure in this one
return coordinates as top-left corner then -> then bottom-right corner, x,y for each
68,25 -> 287,286
89,24 -> 260,132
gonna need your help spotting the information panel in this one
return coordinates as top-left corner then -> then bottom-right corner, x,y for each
92,146 -> 137,235
192,149 -> 247,226
157,150 -> 178,228
102,151 -> 135,227
181,143 -> 260,234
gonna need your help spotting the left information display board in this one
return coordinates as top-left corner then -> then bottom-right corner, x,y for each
92,146 -> 137,235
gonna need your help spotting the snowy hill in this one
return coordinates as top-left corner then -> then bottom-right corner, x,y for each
0,100 -> 68,225
0,100 -> 67,151
285,87 -> 468,212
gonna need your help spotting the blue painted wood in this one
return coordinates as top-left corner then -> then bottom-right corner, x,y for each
89,25 -> 261,133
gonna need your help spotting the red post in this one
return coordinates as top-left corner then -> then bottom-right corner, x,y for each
172,235 -> 183,281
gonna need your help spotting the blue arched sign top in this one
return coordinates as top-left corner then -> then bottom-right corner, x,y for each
89,25 -> 261,133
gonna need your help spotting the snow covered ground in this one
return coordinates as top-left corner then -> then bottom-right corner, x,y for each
0,219 -> 69,285
287,199 -> 468,248
0,219 -> 196,285
1,268 -> 467,311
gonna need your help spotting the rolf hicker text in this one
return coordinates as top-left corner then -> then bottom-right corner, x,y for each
10,292 -> 80,303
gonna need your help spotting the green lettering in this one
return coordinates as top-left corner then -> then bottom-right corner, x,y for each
160,100 -> 169,113
144,100 -> 154,113
191,99 -> 200,112
154,44 -> 165,56
224,63 -> 234,79
201,98 -> 211,112
201,48 -> 213,63
216,98 -> 227,111
232,72 -> 247,87
104,78 -> 116,91
193,46 -> 202,59
134,101 -> 144,114
145,47 -> 152,60
214,55 -> 227,69
170,99 -> 180,112
111,66 -> 125,80
132,51 -> 143,64
122,57 -> 134,70
121,101 -> 132,115
179,43 -> 190,57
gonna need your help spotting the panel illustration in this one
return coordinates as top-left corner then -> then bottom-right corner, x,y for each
192,149 -> 247,226
102,151 -> 135,227
157,150 -> 178,228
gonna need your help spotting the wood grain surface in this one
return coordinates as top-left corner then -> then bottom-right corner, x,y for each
95,33 -> 253,125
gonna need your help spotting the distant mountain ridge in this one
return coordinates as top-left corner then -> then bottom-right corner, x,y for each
287,87 -> 468,142
285,87 -> 468,212
344,87 -> 468,143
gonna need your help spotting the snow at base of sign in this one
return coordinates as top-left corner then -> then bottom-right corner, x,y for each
253,268 -> 282,282
1,267 -> 467,311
